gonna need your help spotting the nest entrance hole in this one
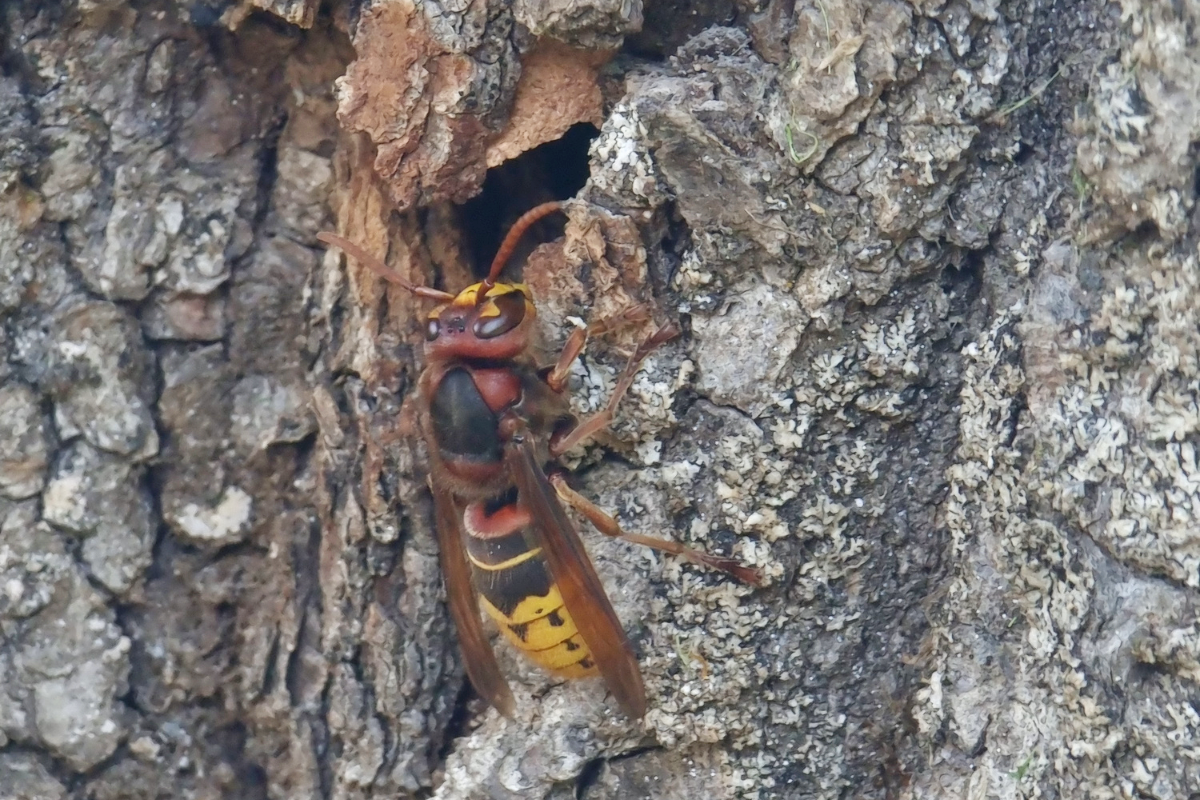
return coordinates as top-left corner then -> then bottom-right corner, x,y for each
457,122 -> 599,279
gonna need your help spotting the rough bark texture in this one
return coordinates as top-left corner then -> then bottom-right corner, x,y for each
1,1 -> 1198,799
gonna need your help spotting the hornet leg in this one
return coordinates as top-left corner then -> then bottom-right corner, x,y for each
548,473 -> 763,585
549,323 -> 679,457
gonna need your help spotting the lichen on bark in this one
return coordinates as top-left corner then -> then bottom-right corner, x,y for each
2,0 -> 1199,798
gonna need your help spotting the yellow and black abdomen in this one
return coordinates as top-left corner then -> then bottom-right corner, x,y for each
463,506 -> 596,678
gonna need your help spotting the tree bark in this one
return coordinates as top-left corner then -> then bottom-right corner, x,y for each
2,1 -> 1199,799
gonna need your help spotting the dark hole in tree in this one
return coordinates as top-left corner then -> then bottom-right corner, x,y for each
188,0 -> 238,27
457,122 -> 599,279
1191,140 -> 1200,199
574,756 -> 605,798
623,0 -> 736,60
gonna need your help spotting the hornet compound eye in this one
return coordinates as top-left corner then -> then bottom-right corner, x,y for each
473,292 -> 526,339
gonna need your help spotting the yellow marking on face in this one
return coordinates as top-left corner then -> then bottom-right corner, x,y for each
466,547 -> 542,573
450,282 -> 530,308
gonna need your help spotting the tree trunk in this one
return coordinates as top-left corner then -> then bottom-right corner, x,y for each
2,1 -> 1198,799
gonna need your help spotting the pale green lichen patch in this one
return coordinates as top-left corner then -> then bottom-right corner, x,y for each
424,1 -> 1200,796
168,486 -> 254,544
563,275 -> 961,792
1040,251 -> 1200,587
916,241 -> 1200,797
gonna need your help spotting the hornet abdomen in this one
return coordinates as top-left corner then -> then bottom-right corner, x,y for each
462,500 -> 596,678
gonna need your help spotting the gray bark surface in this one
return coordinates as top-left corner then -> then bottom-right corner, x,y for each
1,1 -> 1197,799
